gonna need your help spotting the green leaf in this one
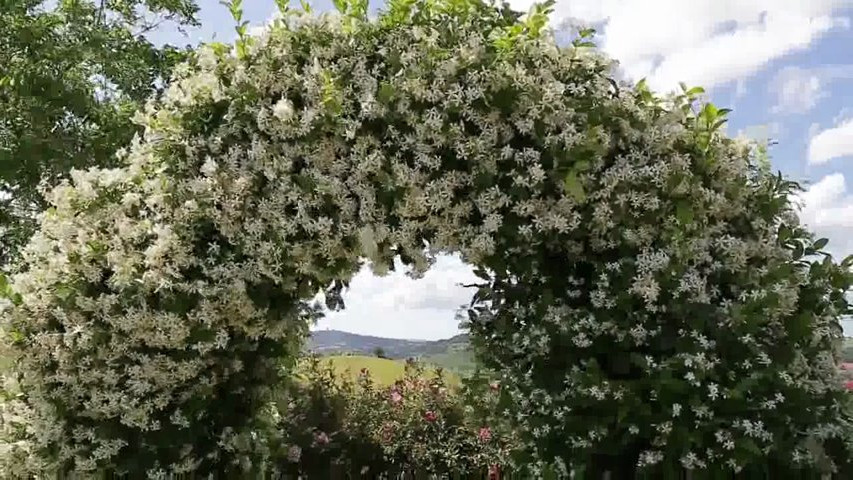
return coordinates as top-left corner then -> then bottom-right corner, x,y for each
777,224 -> 791,243
578,27 -> 595,38
741,439 -> 763,457
712,119 -> 727,130
793,241 -> 805,260
377,82 -> 395,104
813,238 -> 829,250
55,284 -> 76,301
563,171 -> 586,203
685,86 -> 705,96
8,329 -> 25,345
574,160 -> 591,172
785,312 -> 812,342
235,40 -> 248,59
675,200 -> 694,225
274,0 -> 289,14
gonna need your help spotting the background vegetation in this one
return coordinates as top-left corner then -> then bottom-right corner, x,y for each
0,0 -> 199,265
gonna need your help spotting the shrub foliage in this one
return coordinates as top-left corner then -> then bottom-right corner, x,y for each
266,356 -> 510,477
1,0 -> 852,477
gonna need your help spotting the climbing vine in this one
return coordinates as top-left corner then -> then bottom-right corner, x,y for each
1,0 -> 852,477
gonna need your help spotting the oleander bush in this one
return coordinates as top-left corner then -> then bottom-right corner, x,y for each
265,356 -> 511,477
1,0 -> 853,477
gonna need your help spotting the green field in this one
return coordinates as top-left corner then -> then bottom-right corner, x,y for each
317,355 -> 461,386
420,350 -> 477,376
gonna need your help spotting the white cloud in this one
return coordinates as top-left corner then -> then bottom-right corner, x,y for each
508,0 -> 851,93
646,14 -> 843,92
738,122 -> 783,141
312,254 -> 479,340
770,65 -> 853,114
797,173 -> 850,227
795,173 -> 853,259
771,68 -> 824,114
808,119 -> 853,164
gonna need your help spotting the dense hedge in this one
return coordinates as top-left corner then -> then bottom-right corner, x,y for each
1,0 -> 853,477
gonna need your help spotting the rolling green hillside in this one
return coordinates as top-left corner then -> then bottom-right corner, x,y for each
313,355 -> 461,386
419,349 -> 477,376
306,329 -> 477,375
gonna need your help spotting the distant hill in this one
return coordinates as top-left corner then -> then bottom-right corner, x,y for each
307,329 -> 469,358
306,330 -> 476,374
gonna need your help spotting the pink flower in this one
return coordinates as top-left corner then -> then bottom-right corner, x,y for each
390,389 -> 403,404
478,426 -> 492,442
424,410 -> 437,422
313,430 -> 330,446
845,380 -> 853,391
489,381 -> 500,392
488,464 -> 501,480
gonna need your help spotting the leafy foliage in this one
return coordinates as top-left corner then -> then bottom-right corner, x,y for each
0,0 -> 198,265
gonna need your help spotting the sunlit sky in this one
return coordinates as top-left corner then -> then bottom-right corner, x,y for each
149,0 -> 853,339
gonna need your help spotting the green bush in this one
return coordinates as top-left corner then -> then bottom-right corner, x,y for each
268,356 -> 511,477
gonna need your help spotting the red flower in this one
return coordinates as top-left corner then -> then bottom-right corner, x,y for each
488,464 -> 501,480
424,410 -> 437,422
478,426 -> 492,442
845,380 -> 853,391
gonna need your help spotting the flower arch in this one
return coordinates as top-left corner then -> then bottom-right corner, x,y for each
2,0 -> 852,477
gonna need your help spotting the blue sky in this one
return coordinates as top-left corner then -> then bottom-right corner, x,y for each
150,1 -> 853,339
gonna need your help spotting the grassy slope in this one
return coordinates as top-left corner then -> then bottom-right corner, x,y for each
320,355 -> 461,386
420,350 -> 477,376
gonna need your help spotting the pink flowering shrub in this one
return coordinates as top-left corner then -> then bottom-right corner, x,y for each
268,356 -> 512,477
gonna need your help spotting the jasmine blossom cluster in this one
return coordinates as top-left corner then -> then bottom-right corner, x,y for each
1,0 -> 851,477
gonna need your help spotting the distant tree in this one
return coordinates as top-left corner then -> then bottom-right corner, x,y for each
0,0 -> 199,265
373,347 -> 388,359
